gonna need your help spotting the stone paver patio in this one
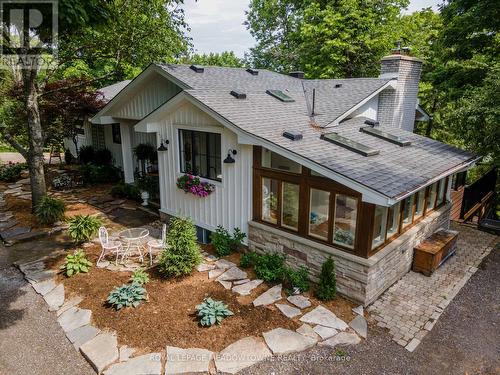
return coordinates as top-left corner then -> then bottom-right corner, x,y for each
368,222 -> 498,351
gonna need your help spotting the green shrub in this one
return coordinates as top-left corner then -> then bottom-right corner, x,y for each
130,268 -> 149,285
0,163 -> 27,182
79,164 -> 121,184
107,282 -> 147,310
60,250 -> 92,277
68,215 -> 103,243
78,145 -> 95,164
315,257 -> 336,301
283,266 -> 309,294
196,297 -> 233,326
110,182 -> 141,201
158,216 -> 202,277
240,251 -> 260,268
254,252 -> 286,282
35,196 -> 66,224
211,226 -> 246,257
94,148 -> 113,166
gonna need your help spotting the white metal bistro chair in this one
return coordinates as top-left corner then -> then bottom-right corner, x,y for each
97,226 -> 124,266
146,224 -> 167,265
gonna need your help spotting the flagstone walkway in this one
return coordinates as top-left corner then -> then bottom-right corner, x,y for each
368,222 -> 498,351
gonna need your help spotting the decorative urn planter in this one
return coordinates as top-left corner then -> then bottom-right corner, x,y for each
140,191 -> 150,206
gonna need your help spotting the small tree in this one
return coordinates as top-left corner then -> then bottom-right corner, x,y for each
158,216 -> 202,277
315,257 -> 336,301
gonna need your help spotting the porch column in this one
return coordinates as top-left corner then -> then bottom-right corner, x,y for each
120,122 -> 134,183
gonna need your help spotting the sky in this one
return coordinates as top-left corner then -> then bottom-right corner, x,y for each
182,0 -> 443,58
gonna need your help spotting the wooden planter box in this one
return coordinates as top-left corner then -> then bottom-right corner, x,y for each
412,229 -> 459,276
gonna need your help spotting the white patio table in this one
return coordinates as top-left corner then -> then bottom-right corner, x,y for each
118,227 -> 150,264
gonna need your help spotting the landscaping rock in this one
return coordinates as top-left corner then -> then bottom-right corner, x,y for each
67,325 -> 100,349
313,325 -> 338,340
104,353 -> 162,375
204,254 -> 218,262
0,226 -> 31,240
253,284 -> 282,307
214,259 -> 236,270
165,346 -> 213,374
32,278 -> 56,296
233,278 -> 250,285
118,345 -> 135,362
405,338 -> 421,352
0,220 -> 18,230
319,332 -> 361,348
216,267 -> 247,281
196,263 -> 216,272
349,315 -> 368,339
97,260 -> 111,269
232,279 -> 263,296
80,332 -> 119,373
18,259 -> 45,274
43,284 -> 65,311
287,295 -> 311,309
218,280 -> 232,290
0,213 -> 13,222
262,328 -> 317,355
300,306 -> 349,331
57,296 -> 84,317
296,324 -> 319,340
275,303 -> 301,318
5,229 -> 45,244
215,336 -> 272,374
57,307 -> 92,333
352,305 -> 364,316
208,269 -> 225,279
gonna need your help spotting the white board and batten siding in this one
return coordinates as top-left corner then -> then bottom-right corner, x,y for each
351,95 -> 378,120
156,102 -> 253,236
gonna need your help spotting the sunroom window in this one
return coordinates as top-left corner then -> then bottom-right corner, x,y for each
333,194 -> 358,248
179,129 -> 222,181
386,202 -> 400,239
372,205 -> 388,248
309,189 -> 330,240
261,148 -> 302,173
281,182 -> 300,230
261,178 -> 279,224
436,179 -> 446,206
402,195 -> 414,228
426,182 -> 438,211
414,189 -> 425,220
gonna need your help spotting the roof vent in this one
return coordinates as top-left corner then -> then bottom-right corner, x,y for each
282,131 -> 303,141
364,119 -> 380,127
230,90 -> 246,99
335,83 -> 342,88
190,65 -> 204,73
266,89 -> 295,102
246,68 -> 259,76
289,71 -> 304,79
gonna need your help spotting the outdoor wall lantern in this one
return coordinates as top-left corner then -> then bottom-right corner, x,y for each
157,139 -> 169,152
224,149 -> 237,164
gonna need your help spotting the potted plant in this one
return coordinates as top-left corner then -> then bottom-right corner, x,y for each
133,143 -> 156,175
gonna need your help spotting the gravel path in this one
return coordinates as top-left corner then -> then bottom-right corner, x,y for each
0,242 -> 94,375
241,243 -> 499,375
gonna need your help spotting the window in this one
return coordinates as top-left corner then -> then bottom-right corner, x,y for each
402,195 -> 414,228
112,123 -> 121,144
320,133 -> 379,157
179,129 -> 221,181
426,183 -> 438,211
414,189 -> 425,220
333,194 -> 358,248
261,148 -> 302,173
262,178 -> 278,224
386,202 -> 400,239
309,189 -> 330,240
281,182 -> 300,230
372,205 -> 388,249
436,179 -> 446,206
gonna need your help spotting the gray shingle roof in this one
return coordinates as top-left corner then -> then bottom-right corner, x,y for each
186,89 -> 476,199
98,80 -> 132,101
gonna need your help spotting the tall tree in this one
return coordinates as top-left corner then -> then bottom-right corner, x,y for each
179,51 -> 244,67
0,0 -> 189,209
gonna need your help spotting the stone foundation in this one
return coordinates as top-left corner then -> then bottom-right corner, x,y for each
248,203 -> 451,306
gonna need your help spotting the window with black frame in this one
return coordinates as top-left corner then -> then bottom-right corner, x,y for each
179,129 -> 222,181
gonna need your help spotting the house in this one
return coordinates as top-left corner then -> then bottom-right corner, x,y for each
91,53 -> 478,305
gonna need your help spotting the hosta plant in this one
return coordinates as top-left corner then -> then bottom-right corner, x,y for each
35,196 -> 66,224
107,282 -> 147,310
60,250 -> 92,277
196,297 -> 233,327
130,268 -> 149,285
68,215 -> 103,243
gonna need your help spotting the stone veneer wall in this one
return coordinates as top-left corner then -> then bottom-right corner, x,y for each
248,203 -> 451,306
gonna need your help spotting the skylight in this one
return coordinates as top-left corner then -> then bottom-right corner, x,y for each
266,89 -> 295,102
320,133 -> 379,157
360,126 -> 412,147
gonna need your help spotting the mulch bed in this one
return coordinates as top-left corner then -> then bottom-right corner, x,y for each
48,244 -> 356,353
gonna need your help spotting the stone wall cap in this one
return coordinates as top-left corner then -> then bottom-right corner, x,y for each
381,54 -> 424,63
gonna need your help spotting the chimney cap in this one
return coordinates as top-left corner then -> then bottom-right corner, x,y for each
289,71 -> 305,79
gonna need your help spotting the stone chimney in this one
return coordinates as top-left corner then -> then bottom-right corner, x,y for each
377,53 -> 423,132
